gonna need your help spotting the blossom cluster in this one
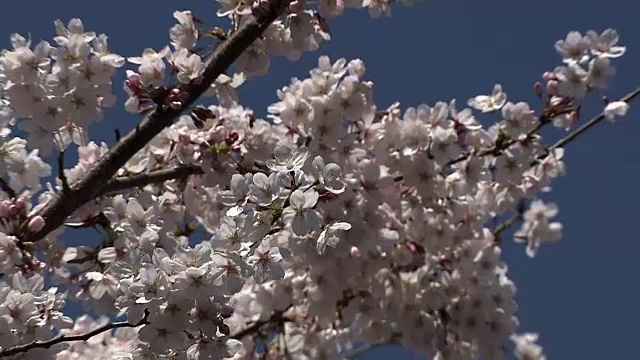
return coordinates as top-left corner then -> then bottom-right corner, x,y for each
0,1 -> 632,360
0,19 -> 124,156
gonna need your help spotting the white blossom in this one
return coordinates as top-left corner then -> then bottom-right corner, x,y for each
467,84 -> 507,113
0,11 -> 630,360
604,100 -> 629,121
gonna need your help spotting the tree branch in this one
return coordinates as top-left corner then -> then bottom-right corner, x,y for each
99,164 -> 204,195
447,86 -> 640,170
488,89 -> 640,245
548,87 -> 640,152
99,158 -> 269,196
21,0 -> 291,243
2,308 -> 290,357
231,308 -> 291,340
491,199 -> 527,245
528,86 -> 640,168
0,317 -> 147,357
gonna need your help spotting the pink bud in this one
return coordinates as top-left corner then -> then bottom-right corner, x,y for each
15,197 -> 25,210
546,80 -> 558,96
27,216 -> 45,233
0,200 -> 12,217
125,73 -> 143,94
542,71 -> 556,81
534,82 -> 543,98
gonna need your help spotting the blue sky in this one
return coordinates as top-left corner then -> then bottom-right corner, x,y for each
1,0 -> 639,359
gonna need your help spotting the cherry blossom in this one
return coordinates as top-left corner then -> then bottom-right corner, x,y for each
604,100 -> 629,121
0,3 -> 633,360
467,84 -> 508,113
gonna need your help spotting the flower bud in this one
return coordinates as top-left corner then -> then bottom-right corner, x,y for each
534,81 -> 543,98
542,71 -> 556,81
546,80 -> 558,96
0,201 -> 11,218
15,197 -> 25,211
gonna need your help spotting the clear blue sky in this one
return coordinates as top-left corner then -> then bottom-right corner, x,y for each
1,1 -> 639,359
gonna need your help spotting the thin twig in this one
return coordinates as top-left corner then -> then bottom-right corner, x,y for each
488,89 -> 640,244
448,86 -> 640,169
492,200 -> 527,245
492,212 -> 522,237
231,307 -> 291,340
21,0 -> 291,244
98,159 -> 268,196
527,86 -> 640,168
548,87 -> 640,152
99,164 -> 205,195
0,317 -> 147,357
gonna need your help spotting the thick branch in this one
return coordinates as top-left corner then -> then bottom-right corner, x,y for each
0,318 -> 146,357
22,0 -> 291,243
99,164 -> 204,195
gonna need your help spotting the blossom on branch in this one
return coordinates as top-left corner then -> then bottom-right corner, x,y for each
0,3 -> 634,360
